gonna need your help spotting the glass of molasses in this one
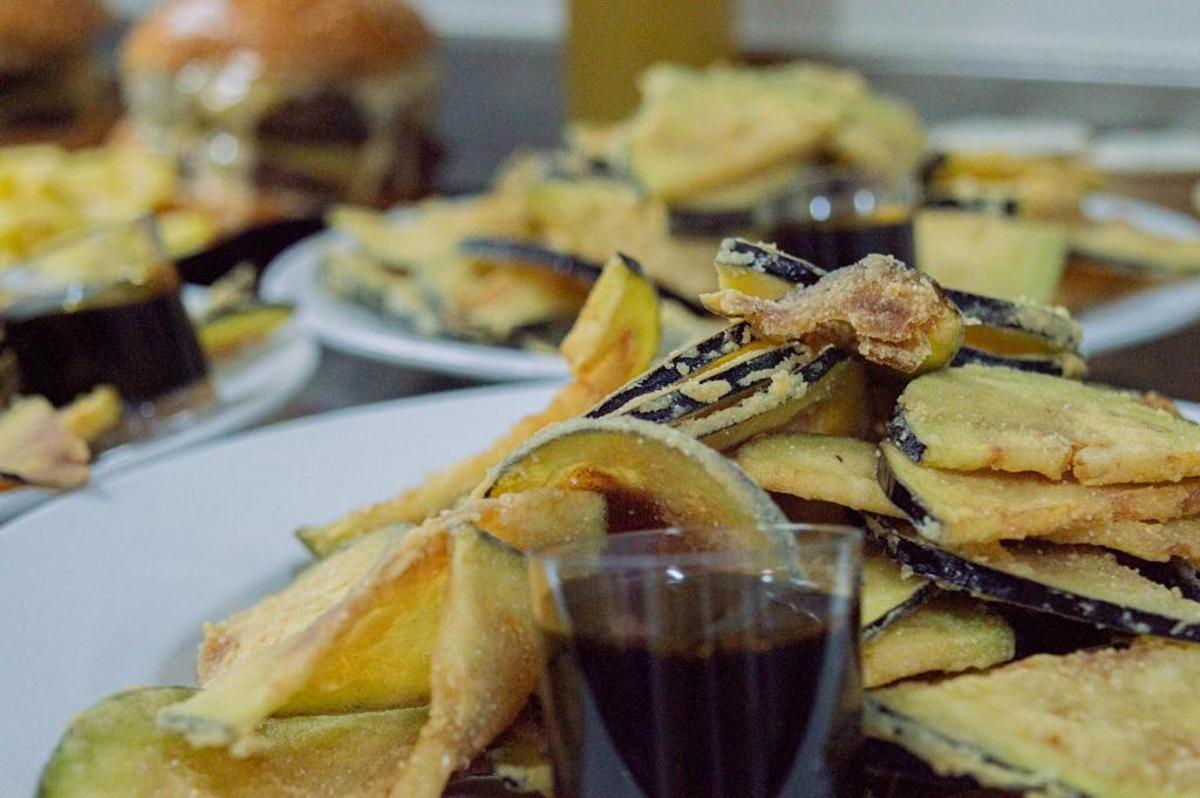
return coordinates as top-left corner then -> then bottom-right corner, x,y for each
768,168 -> 919,269
529,524 -> 863,798
0,216 -> 211,422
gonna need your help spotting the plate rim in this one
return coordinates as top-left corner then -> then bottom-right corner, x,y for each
0,332 -> 322,525
260,232 -> 569,382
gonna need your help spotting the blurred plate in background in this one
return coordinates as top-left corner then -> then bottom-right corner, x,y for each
263,195 -> 1200,372
261,229 -> 569,381
0,328 -> 319,523
1076,194 -> 1200,355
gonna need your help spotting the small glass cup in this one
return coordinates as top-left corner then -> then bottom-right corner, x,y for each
529,524 -> 863,798
766,168 -> 920,270
0,216 -> 211,421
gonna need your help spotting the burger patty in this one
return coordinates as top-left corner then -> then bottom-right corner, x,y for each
0,66 -> 80,127
255,90 -> 370,145
253,129 -> 440,207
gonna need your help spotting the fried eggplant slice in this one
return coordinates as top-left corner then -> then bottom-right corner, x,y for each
460,238 -> 604,284
623,62 -> 853,202
559,254 -> 661,380
327,197 -> 531,272
1069,219 -> 1200,276
862,547 -> 935,640
617,340 -> 818,425
702,254 -> 963,373
867,515 -> 1200,642
40,687 -> 426,798
771,356 -> 872,440
57,385 -> 122,443
200,525 -> 406,684
868,638 -> 1200,798
943,288 -> 1082,353
891,364 -> 1200,485
0,397 -> 90,489
523,172 -> 721,299
297,256 -> 660,549
676,349 -> 857,452
163,524 -> 450,747
162,516 -> 593,751
716,238 -> 1080,363
736,434 -> 901,518
390,526 -> 543,798
203,490 -> 605,685
950,345 -> 1087,379
1043,517 -> 1200,565
438,258 -> 590,343
914,210 -> 1068,304
477,417 -> 786,533
461,238 -> 709,317
713,238 -> 825,300
587,322 -> 755,418
879,441 -> 1200,546
297,486 -> 606,561
198,304 -> 294,361
862,597 -> 1015,689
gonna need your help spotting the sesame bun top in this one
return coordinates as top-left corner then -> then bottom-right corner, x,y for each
0,0 -> 110,71
122,0 -> 435,76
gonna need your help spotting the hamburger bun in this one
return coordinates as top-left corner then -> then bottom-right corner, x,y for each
0,0 -> 110,72
122,0 -> 434,77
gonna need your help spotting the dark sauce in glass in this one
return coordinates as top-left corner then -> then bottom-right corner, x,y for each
4,287 -> 208,406
541,571 -> 862,798
770,219 -> 915,271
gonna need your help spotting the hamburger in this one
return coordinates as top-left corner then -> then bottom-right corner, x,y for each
0,0 -> 115,146
120,0 -> 439,228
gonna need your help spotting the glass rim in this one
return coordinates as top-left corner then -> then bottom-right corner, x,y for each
527,522 -> 862,571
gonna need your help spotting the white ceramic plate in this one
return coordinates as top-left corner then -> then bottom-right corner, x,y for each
1,386 -> 1197,794
0,382 -> 555,795
260,230 -> 568,382
0,329 -> 321,524
1076,193 -> 1200,356
261,195 -> 1200,373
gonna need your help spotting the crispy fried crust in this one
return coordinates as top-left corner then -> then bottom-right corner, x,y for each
880,441 -> 1200,546
297,258 -> 659,553
122,0 -> 434,74
893,364 -> 1200,485
735,433 -> 901,517
869,638 -> 1200,797
863,597 -> 1014,688
702,255 -> 963,373
0,397 -> 90,489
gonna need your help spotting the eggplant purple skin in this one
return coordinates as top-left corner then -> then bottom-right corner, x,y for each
587,322 -> 754,418
950,346 -> 1072,377
942,289 -> 1082,351
459,239 -> 709,315
879,416 -> 931,482
622,341 -> 815,424
864,514 -> 1200,643
460,238 -> 604,282
864,705 -> 1090,798
717,238 -> 826,287
861,582 -> 937,642
624,344 -> 845,426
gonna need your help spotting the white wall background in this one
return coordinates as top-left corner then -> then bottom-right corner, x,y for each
106,0 -> 1200,87
739,0 -> 1200,86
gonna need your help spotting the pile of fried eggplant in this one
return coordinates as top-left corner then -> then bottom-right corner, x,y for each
43,240 -> 1200,797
